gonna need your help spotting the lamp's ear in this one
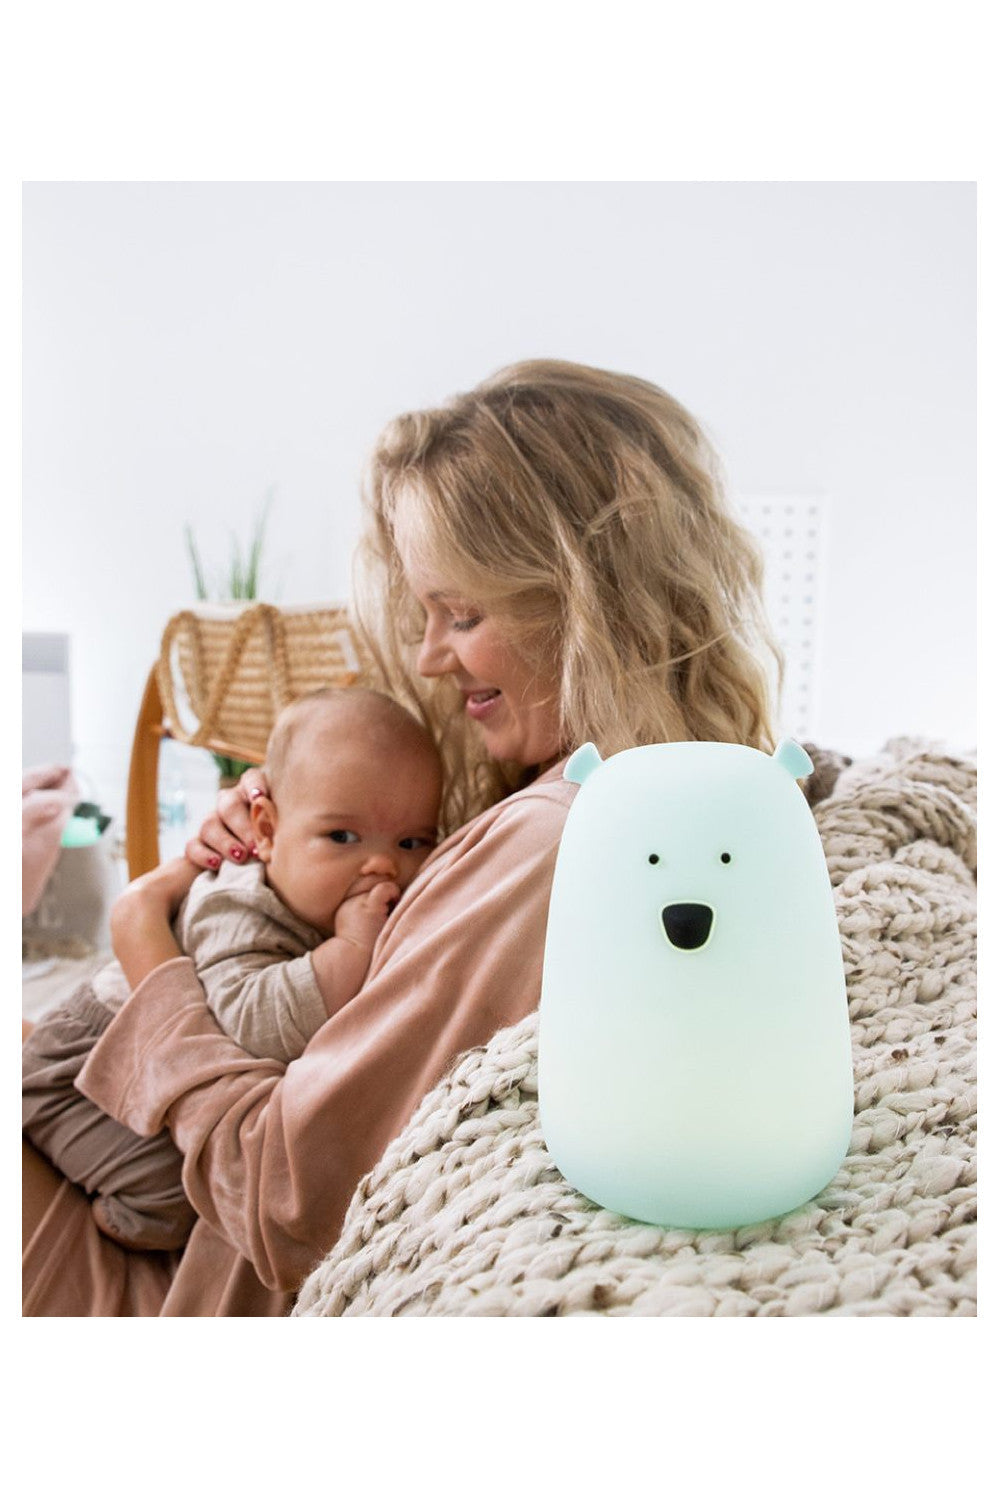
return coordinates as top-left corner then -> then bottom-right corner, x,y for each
565,742 -> 604,786
772,738 -> 814,781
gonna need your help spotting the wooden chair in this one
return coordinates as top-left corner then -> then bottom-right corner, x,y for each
126,603 -> 363,879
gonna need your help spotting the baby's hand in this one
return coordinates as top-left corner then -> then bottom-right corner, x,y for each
334,881 -> 401,952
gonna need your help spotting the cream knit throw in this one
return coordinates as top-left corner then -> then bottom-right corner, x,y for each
294,740 -> 977,1317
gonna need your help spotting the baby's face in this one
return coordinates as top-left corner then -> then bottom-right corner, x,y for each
257,719 -> 441,938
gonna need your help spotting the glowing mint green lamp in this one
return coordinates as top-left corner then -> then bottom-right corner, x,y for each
538,739 -> 854,1230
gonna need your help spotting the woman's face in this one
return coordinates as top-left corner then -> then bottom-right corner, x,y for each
404,567 -> 564,769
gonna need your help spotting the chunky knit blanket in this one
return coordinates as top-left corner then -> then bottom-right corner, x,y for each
294,740 -> 977,1317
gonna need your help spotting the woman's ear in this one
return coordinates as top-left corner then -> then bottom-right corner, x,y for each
250,795 -> 278,861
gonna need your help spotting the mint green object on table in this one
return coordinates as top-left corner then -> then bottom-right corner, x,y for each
60,802 -> 112,849
538,739 -> 854,1230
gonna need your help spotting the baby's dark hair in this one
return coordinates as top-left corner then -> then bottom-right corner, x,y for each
265,686 -> 441,798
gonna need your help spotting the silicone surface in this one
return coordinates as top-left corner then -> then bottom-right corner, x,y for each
538,739 -> 854,1229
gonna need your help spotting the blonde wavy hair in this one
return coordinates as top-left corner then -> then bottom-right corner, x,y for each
353,359 -> 783,832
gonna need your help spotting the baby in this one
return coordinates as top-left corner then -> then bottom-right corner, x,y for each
22,687 -> 442,1252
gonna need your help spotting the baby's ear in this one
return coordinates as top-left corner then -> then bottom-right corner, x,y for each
250,795 -> 278,861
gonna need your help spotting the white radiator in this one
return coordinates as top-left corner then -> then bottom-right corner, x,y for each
22,632 -> 73,768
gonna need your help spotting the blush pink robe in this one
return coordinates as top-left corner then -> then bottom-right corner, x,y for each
22,764 -> 574,1316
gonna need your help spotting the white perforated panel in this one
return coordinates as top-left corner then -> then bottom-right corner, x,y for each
734,495 -> 827,743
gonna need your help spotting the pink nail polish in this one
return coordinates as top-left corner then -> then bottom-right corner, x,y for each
231,846 -> 244,861
248,843 -> 257,858
208,855 -> 221,869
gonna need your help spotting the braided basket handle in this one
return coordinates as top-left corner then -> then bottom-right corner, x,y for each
157,603 -> 293,747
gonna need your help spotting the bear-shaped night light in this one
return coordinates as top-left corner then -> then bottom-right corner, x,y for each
537,739 -> 854,1230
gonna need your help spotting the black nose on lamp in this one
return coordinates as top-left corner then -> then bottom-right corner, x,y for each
661,902 -> 714,951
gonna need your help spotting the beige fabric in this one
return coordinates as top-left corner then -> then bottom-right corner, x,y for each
294,739 -> 976,1317
27,861 -> 328,1062
67,862 -> 329,1061
44,862 -> 328,1061
175,862 -> 328,1063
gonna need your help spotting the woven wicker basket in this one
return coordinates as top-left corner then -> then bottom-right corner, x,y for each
157,602 -> 365,761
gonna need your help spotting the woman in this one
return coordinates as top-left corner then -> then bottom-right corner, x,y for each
22,359 -> 781,1316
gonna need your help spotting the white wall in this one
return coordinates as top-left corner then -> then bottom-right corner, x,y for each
22,182 -> 976,811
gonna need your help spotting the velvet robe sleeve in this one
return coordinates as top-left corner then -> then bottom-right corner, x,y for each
76,777 -> 573,1297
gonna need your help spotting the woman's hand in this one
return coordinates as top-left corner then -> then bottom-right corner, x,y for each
186,765 -> 270,870
118,855 -> 201,919
111,856 -> 200,990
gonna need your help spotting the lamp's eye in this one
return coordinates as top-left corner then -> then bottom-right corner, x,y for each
720,851 -> 732,864
648,853 -> 660,865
